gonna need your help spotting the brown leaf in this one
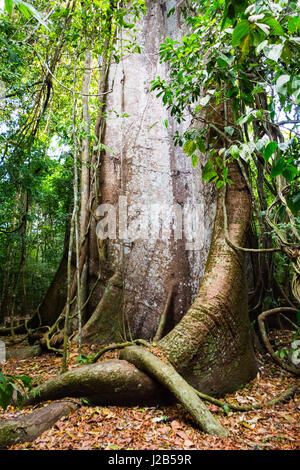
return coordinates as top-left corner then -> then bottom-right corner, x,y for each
176,430 -> 189,440
282,415 -> 296,424
184,439 -> 194,448
171,420 -> 182,432
209,405 -> 219,413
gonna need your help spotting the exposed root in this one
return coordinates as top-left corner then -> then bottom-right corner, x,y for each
258,307 -> 300,376
89,338 -> 153,363
18,346 -> 227,437
22,360 -> 169,407
194,385 -> 299,412
120,345 -> 228,437
0,400 -> 79,449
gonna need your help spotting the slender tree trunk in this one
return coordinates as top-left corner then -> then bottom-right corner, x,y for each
79,50 -> 92,322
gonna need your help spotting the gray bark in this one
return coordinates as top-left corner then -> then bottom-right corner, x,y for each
83,0 -> 216,342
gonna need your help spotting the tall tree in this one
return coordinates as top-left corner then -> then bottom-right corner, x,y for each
0,0 -> 299,444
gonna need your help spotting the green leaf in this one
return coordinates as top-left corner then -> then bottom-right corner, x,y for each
263,142 -> 278,162
288,191 -> 300,214
283,165 -> 299,183
232,20 -> 250,47
0,370 -> 7,390
148,121 -> 159,131
229,144 -> 240,157
280,349 -> 287,360
4,0 -> 14,16
0,383 -> 13,411
224,126 -> 234,136
202,161 -> 218,182
217,52 -> 234,66
191,153 -> 198,168
15,0 -> 49,29
183,140 -> 196,156
288,16 -> 300,34
270,158 -> 286,178
196,136 -> 206,153
215,155 -> 224,169
263,18 -> 285,35
16,3 -> 31,19
18,375 -> 32,387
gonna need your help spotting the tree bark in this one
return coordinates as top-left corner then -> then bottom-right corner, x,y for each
19,0 -> 257,401
23,360 -> 169,407
0,400 -> 79,449
80,0 -> 216,339
121,345 -> 227,436
159,162 -> 258,396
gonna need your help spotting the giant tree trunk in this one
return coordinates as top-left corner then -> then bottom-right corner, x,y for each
35,1 -> 215,341
33,0 -> 257,398
159,162 -> 258,396
81,0 -> 216,343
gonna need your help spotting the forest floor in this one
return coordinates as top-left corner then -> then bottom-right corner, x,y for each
0,331 -> 299,451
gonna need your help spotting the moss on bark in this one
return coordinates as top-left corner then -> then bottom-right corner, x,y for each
24,359 -> 169,407
121,345 -> 227,436
0,400 -> 79,449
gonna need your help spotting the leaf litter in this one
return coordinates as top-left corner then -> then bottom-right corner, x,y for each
0,335 -> 299,450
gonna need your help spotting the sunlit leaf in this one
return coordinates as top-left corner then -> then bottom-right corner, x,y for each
263,142 -> 278,162
232,20 -> 250,47
263,43 -> 283,62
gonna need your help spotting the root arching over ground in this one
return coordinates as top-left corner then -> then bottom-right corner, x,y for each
0,341 -> 299,450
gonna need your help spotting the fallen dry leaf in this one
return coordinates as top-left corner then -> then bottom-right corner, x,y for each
1,337 -> 298,451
